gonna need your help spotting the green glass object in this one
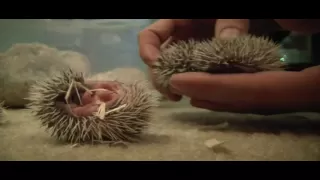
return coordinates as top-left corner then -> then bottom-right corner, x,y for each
280,54 -> 287,62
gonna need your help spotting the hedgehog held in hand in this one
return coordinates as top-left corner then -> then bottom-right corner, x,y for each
152,35 -> 286,90
27,68 -> 160,144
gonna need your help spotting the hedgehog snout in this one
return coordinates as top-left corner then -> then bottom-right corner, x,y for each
82,81 -> 121,106
67,81 -> 122,117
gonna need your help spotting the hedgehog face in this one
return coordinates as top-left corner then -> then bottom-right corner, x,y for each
55,80 -> 123,117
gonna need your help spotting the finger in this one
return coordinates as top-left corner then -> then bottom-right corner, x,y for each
160,36 -> 173,49
170,71 -> 320,108
138,19 -> 176,66
151,19 -> 213,48
165,92 -> 182,102
215,19 -> 249,39
148,68 -> 182,102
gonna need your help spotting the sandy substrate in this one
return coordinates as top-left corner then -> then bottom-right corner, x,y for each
1,99 -> 320,161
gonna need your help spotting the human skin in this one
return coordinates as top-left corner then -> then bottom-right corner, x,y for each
138,19 -> 320,113
70,81 -> 121,116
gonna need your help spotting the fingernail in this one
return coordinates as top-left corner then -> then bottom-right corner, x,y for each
219,28 -> 241,39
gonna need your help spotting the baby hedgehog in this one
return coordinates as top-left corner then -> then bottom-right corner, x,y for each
152,35 -> 286,91
27,68 -> 160,145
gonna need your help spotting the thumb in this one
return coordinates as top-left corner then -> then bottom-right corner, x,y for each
215,19 -> 249,39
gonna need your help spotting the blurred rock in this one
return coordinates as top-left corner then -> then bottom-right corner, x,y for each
0,43 -> 91,107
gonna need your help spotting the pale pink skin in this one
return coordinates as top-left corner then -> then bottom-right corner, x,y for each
70,81 -> 121,117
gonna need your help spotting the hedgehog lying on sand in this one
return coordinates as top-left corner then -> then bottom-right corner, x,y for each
27,68 -> 160,145
152,35 -> 287,92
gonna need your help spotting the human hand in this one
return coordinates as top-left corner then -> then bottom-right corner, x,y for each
167,19 -> 320,113
169,66 -> 320,114
139,19 -> 251,100
139,19 -> 216,66
139,19 -> 217,100
138,19 -> 320,113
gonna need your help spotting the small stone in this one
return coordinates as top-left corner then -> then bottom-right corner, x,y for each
204,138 -> 225,149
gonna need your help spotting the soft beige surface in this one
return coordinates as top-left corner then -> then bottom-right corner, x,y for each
1,99 -> 320,161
